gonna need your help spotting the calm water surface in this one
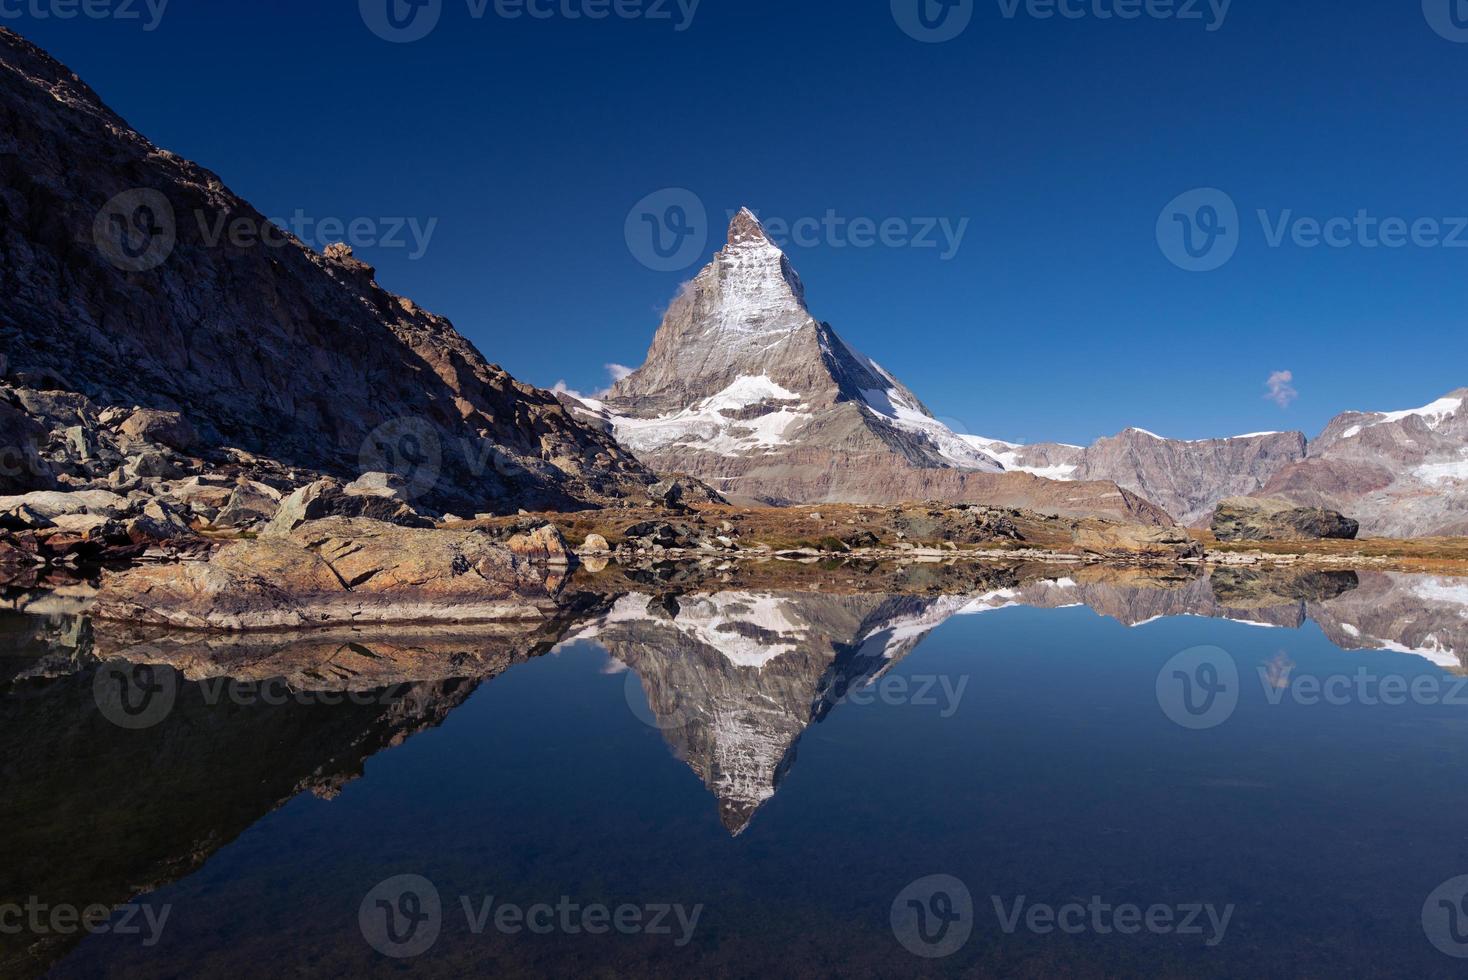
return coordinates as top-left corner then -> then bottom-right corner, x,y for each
5,568 -> 1468,978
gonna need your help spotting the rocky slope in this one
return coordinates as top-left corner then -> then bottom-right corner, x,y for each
972,388 -> 1468,538
0,28 -> 654,516
967,429 -> 1309,527
1256,390 -> 1468,537
564,209 -> 1172,525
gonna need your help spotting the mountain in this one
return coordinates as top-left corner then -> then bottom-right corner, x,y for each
565,210 -> 1172,525
967,429 -> 1309,527
555,582 -> 1030,834
0,28 -> 654,515
970,390 -> 1468,537
1256,390 -> 1468,537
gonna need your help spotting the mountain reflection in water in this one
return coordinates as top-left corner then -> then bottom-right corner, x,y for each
4,563 -> 1468,978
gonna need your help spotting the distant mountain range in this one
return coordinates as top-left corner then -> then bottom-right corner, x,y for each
566,208 -> 1467,537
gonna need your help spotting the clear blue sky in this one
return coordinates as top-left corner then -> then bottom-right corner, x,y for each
12,0 -> 1468,444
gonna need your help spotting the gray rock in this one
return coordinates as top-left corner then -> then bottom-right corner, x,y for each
263,479 -> 432,537
118,409 -> 198,452
1212,497 -> 1359,542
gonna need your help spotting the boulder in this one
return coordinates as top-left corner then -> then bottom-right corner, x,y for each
262,479 -> 432,536
345,471 -> 410,499
118,408 -> 199,451
213,481 -> 284,529
1073,523 -> 1204,561
503,524 -> 574,565
0,489 -> 127,522
622,521 -> 699,550
578,533 -> 611,555
1211,497 -> 1360,542
91,517 -> 568,630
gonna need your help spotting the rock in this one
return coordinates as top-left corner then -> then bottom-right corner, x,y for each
129,499 -> 194,540
0,489 -> 127,521
647,475 -> 727,509
48,513 -> 113,536
92,517 -> 569,630
345,472 -> 409,499
213,481 -> 283,529
1073,523 -> 1204,561
120,450 -> 181,481
503,524 -> 574,565
579,533 -> 611,554
118,409 -> 199,451
1211,497 -> 1360,542
262,479 -> 432,536
0,504 -> 54,532
622,521 -> 699,550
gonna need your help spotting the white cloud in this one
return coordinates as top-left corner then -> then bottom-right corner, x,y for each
604,363 -> 634,385
1264,370 -> 1298,409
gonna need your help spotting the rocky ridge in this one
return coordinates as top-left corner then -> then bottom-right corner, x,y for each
0,28 -> 656,520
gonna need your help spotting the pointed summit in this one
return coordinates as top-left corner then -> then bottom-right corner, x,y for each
727,206 -> 771,246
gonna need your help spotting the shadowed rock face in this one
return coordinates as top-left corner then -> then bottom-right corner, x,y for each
1212,497 -> 1359,542
0,29 -> 653,516
562,210 -> 1172,525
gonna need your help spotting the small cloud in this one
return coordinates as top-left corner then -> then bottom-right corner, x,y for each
605,363 -> 634,384
550,379 -> 586,400
1264,370 -> 1298,409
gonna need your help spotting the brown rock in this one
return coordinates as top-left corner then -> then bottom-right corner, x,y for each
118,409 -> 198,451
504,524 -> 574,565
92,517 -> 569,630
1073,523 -> 1203,561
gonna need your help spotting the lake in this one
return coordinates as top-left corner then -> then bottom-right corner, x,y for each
5,565 -> 1468,978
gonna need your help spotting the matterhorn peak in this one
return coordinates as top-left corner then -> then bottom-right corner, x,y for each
727,206 -> 771,246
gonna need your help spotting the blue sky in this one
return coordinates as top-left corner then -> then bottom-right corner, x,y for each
11,0 -> 1468,444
